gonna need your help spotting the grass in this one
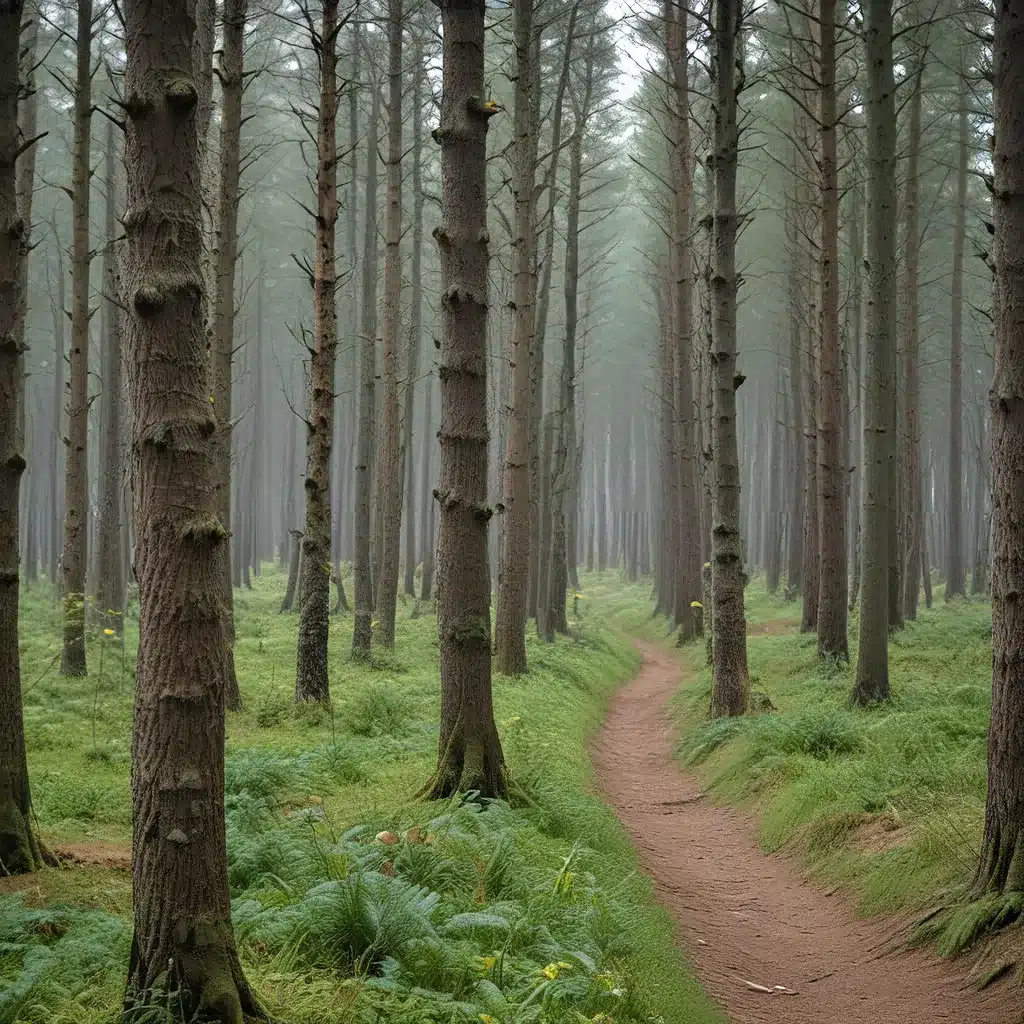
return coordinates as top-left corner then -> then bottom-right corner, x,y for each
600,573 -> 1003,953
2,567 -> 723,1024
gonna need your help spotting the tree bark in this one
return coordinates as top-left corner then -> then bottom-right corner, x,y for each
977,0 -> 1024,892
946,68 -> 968,601
61,0 -> 94,677
280,530 -> 302,613
403,36 -> 425,597
421,0 -> 505,799
815,0 -> 847,659
420,367 -> 436,602
47,229 -> 65,591
210,0 -> 247,710
494,0 -> 537,676
852,0 -> 896,705
1,0 -> 46,875
94,120 -> 126,635
708,0 -> 749,718
902,52 -> 924,621
121,0 -> 264,1014
296,0 -> 339,703
785,195 -> 805,600
666,0 -> 701,638
374,0 -> 405,649
352,51 -> 378,662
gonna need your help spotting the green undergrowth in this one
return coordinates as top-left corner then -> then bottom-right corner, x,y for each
604,574 -> 1004,952
4,569 -> 721,1024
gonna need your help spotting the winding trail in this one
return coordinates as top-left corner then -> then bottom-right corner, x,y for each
593,639 -> 1017,1024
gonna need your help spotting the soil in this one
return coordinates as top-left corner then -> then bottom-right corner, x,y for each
53,841 -> 131,870
592,640 -> 1020,1024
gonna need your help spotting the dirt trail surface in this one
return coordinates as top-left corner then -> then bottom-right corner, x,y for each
593,640 -> 1018,1024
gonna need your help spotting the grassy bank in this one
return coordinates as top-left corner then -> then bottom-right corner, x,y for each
599,576 -> 1001,955
2,569 -> 721,1024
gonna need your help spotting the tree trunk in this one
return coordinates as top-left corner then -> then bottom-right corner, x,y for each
708,0 -> 749,718
536,413 -> 554,642
419,367 -> 436,602
977,0 -> 1024,892
403,39 -> 425,597
352,53 -> 378,662
666,0 -> 701,638
94,120 -> 126,635
848,171 -> 864,611
421,0 -> 505,799
902,53 -> 924,621
494,0 -> 537,676
48,239 -> 65,591
61,0 -> 94,677
121,0 -> 264,1014
655,277 -> 677,615
280,530 -> 302,613
374,0 -> 405,649
1,0 -> 46,875
946,68 -> 968,601
802,300 -> 819,631
815,0 -> 847,659
785,195 -> 805,600
210,0 -> 248,709
852,0 -> 897,705
296,0 -> 339,703
15,15 -> 39,591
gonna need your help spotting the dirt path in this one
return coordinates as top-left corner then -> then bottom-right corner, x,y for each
593,640 -> 1018,1024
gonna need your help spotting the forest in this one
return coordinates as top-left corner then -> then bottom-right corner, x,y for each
1,0 -> 1023,1020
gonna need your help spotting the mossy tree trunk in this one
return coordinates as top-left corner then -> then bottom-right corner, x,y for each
852,0 -> 897,705
122,0 -> 265,1016
976,0 -> 1024,896
422,0 -> 506,801
61,0 -> 94,677
0,0 -> 46,877
94,120 -> 126,638
373,0 -> 405,649
815,0 -> 847,661
295,0 -> 340,703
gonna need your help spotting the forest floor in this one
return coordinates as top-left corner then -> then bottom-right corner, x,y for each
1,568 -> 723,1024
592,579 -> 1024,1024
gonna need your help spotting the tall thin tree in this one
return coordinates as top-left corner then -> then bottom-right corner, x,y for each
852,0 -> 897,705
122,0 -> 265,1013
976,0 -> 1024,895
296,0 -> 341,702
494,0 -> 537,676
1,0 -> 46,875
708,0 -> 749,718
61,0 -> 94,676
422,0 -> 506,797
374,0 -> 406,647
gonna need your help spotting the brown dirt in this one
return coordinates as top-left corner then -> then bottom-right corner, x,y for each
52,841 -> 131,870
593,640 -> 1020,1024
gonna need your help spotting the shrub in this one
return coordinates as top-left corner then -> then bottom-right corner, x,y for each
340,683 -> 411,738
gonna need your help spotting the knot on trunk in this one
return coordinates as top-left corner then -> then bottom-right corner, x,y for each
165,78 -> 198,112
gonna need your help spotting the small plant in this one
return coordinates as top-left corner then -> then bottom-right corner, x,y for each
340,683 -> 411,738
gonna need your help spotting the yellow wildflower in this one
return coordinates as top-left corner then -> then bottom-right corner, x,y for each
103,628 -> 116,636
690,601 -> 702,609
541,963 -> 561,980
